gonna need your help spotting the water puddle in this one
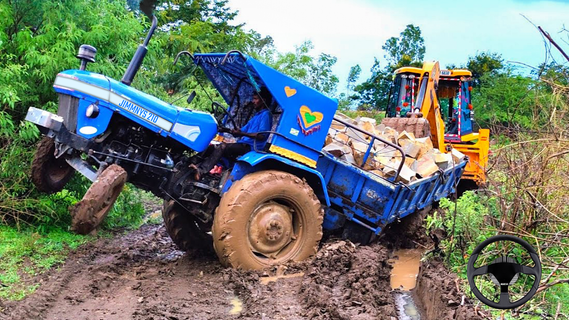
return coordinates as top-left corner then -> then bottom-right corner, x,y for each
229,296 -> 243,315
394,291 -> 421,320
389,249 -> 423,290
157,250 -> 185,262
389,249 -> 423,319
259,272 -> 305,285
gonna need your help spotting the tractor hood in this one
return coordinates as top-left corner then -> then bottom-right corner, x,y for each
193,53 -> 338,167
53,70 -> 217,152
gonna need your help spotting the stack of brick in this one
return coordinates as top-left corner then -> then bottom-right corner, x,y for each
324,114 -> 465,183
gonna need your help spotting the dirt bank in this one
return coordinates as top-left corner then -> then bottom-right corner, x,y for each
414,257 -> 490,320
1,220 -> 488,320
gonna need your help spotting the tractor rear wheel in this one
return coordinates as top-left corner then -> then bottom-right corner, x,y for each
31,137 -> 74,193
70,164 -> 127,235
212,170 -> 323,270
162,200 -> 213,252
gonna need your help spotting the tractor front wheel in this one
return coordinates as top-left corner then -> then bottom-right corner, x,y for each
70,164 -> 127,235
212,170 -> 323,270
31,137 -> 74,193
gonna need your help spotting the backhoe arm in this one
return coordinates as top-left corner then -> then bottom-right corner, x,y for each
414,61 -> 445,151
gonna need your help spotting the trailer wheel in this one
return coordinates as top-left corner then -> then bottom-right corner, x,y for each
70,164 -> 127,235
162,200 -> 213,252
31,137 -> 74,193
341,221 -> 375,245
212,170 -> 323,270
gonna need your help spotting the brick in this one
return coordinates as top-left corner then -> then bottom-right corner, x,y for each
323,143 -> 352,157
416,157 -> 439,178
451,148 -> 465,163
397,164 -> 417,184
400,140 -> 421,158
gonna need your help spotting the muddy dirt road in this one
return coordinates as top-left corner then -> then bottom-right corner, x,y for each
1,221 -> 489,320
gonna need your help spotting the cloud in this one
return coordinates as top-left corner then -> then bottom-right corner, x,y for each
228,0 -> 569,93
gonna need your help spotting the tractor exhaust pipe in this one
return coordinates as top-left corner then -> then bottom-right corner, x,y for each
121,15 -> 158,86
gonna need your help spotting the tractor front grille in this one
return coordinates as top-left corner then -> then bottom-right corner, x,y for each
57,94 -> 79,133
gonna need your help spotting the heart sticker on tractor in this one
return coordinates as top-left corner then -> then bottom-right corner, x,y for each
285,86 -> 297,98
300,105 -> 323,129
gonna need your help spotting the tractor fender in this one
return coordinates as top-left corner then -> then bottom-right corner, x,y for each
222,151 -> 330,207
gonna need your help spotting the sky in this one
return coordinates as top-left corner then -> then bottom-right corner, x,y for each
226,0 -> 569,91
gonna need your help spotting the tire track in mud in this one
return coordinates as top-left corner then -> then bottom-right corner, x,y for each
299,241 -> 396,320
1,222 -> 490,320
2,225 -> 236,320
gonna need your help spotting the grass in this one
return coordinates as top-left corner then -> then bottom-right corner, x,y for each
143,210 -> 163,225
0,187 -> 154,302
0,225 -> 89,300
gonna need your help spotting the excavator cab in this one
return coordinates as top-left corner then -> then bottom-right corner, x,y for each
438,69 -> 490,186
439,70 -> 475,142
386,67 -> 422,118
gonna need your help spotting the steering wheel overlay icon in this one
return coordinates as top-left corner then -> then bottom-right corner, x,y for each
467,235 -> 542,309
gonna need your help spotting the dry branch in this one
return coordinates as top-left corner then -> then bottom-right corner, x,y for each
537,278 -> 569,294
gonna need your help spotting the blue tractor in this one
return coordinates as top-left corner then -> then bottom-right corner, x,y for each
26,4 -> 466,269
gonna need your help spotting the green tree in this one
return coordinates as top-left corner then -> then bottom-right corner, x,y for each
473,70 -> 538,128
337,64 -> 362,110
157,0 -> 237,29
353,59 -> 390,110
347,64 -> 361,93
466,52 -> 504,86
307,53 -> 339,94
269,41 -> 339,96
146,0 -> 274,104
354,24 -> 425,110
382,24 -> 425,70
0,0 -> 147,127
536,62 -> 569,88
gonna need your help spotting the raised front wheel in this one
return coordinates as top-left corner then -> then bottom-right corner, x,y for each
212,170 -> 323,270
70,164 -> 127,234
31,137 -> 74,193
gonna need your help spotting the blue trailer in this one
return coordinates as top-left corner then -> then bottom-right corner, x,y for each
25,7 -> 466,270
193,53 -> 466,268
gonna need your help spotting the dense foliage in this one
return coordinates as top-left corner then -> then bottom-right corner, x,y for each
432,67 -> 569,318
0,0 -> 151,229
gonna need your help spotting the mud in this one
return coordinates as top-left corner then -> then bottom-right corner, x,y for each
414,257 -> 490,320
300,241 -> 396,320
1,219 -> 488,320
380,206 -> 434,250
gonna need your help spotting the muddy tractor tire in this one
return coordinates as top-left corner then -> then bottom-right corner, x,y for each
31,137 -> 74,193
162,200 -> 213,252
212,170 -> 324,270
70,164 -> 127,235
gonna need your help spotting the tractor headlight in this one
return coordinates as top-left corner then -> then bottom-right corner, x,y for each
86,103 -> 99,118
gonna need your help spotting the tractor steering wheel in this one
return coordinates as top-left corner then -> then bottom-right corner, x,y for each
467,235 -> 541,309
211,101 -> 237,129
